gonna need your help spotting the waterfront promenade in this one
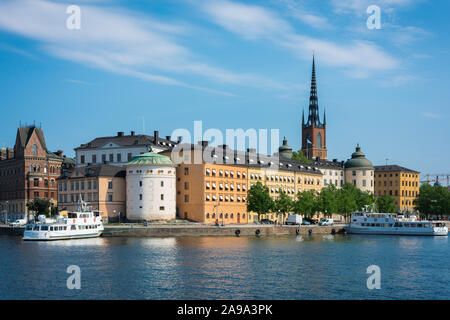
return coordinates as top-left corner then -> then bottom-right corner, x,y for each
0,223 -> 345,238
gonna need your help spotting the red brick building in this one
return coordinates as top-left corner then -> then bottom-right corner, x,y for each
302,55 -> 327,160
0,126 -> 63,217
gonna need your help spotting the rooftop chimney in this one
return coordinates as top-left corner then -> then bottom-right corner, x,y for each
177,136 -> 182,143
166,135 -> 171,141
117,132 -> 124,137
154,130 -> 159,142
131,131 -> 135,136
55,150 -> 64,157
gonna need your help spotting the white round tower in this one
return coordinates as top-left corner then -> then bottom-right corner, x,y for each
125,152 -> 176,221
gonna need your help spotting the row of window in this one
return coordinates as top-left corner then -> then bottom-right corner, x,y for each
352,179 -> 374,187
59,180 -> 99,192
204,168 -> 246,179
205,194 -> 246,202
205,212 -> 246,220
352,170 -> 374,176
129,169 -> 173,175
59,193 -> 100,203
377,173 -> 419,179
80,152 -> 134,164
205,182 -> 246,191
28,164 -> 59,174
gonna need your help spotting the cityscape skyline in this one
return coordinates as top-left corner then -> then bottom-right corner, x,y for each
0,0 -> 449,175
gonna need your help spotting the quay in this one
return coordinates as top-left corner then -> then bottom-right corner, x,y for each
0,224 -> 346,238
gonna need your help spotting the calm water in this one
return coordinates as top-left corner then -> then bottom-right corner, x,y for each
0,234 -> 449,300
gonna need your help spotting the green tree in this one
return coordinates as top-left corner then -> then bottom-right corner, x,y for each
247,182 -> 274,222
375,195 -> 397,213
316,184 -> 338,217
274,190 -> 293,224
26,198 -> 51,219
415,184 -> 450,219
291,150 -> 311,163
293,190 -> 317,219
336,186 -> 358,222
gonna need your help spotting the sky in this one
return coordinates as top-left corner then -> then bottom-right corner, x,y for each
0,0 -> 449,177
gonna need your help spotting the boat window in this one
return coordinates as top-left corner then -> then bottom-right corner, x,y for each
33,226 -> 40,231
64,226 -> 67,230
50,227 -> 53,231
41,226 -> 48,231
417,224 -> 422,228
424,224 -> 429,228
26,225 -> 32,230
410,224 -> 416,228
71,225 -> 76,230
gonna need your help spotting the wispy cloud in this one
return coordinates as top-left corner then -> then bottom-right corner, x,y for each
331,0 -> 420,15
200,0 -> 398,77
0,0 -> 290,95
65,79 -> 92,85
0,43 -> 37,59
422,112 -> 441,119
275,0 -> 332,30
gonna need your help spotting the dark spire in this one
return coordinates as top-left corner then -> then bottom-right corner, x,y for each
306,53 -> 322,127
302,109 -> 305,126
323,108 -> 326,125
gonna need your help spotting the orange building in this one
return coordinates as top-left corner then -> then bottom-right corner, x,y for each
57,164 -> 126,222
163,143 -> 249,224
374,165 -> 420,213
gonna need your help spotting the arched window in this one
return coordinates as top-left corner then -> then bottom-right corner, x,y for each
305,133 -> 311,147
317,132 -> 322,148
32,144 -> 38,155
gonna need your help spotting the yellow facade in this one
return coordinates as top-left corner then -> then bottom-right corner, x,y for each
374,166 -> 420,213
247,166 -> 323,223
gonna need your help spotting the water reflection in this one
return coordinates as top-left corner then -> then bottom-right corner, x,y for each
0,234 -> 449,299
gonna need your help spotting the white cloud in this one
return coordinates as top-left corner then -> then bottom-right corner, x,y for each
275,0 -> 332,30
331,0 -> 419,15
200,0 -> 398,77
0,0 -> 289,95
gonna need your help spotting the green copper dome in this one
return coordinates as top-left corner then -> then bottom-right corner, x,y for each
279,137 -> 293,159
126,152 -> 174,166
344,144 -> 373,169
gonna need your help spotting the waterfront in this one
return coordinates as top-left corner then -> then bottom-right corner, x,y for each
0,234 -> 449,300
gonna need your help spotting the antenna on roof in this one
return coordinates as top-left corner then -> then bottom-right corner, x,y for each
142,116 -> 145,134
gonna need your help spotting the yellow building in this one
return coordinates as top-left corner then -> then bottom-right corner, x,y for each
247,157 -> 323,223
374,165 -> 420,213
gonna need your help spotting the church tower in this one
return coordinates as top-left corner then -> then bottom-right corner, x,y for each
302,55 -> 327,160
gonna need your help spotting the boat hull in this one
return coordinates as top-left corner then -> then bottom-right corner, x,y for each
23,231 -> 103,241
346,227 -> 447,236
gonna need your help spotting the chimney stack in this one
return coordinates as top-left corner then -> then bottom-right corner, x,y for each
117,132 -> 124,137
131,131 -> 135,136
154,130 -> 159,142
55,150 -> 64,157
166,135 -> 171,141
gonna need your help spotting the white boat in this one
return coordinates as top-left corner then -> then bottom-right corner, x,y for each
346,212 -> 448,236
23,199 -> 104,241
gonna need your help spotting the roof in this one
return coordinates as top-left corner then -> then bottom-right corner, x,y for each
167,143 -> 323,175
374,165 -> 420,174
17,126 -> 48,151
310,159 -> 345,170
126,152 -> 174,166
344,144 -> 373,169
75,132 -> 177,151
58,164 -> 125,180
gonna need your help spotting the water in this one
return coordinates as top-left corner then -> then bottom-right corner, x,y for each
0,234 -> 449,299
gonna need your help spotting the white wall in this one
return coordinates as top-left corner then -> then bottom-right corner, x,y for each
126,165 -> 176,221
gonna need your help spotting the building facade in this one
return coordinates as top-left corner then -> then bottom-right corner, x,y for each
57,164 -> 126,222
163,143 -> 249,224
125,152 -> 176,221
0,126 -> 63,219
344,144 -> 374,193
74,130 -> 179,168
374,165 -> 420,213
302,56 -> 327,160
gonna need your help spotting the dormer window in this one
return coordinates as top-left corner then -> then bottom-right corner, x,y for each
32,144 -> 38,155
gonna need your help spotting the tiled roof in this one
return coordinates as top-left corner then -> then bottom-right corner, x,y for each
58,164 -> 125,179
167,143 -> 323,175
75,133 -> 177,150
374,165 -> 419,174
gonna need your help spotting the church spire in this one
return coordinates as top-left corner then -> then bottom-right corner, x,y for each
306,53 -> 322,127
323,108 -> 326,125
302,109 -> 305,126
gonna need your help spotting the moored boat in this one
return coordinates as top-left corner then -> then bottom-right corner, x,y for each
346,212 -> 447,236
23,199 -> 104,241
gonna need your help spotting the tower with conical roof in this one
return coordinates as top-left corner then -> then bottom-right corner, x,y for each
302,55 -> 327,160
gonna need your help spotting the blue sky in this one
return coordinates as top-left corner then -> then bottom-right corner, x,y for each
0,0 -> 449,176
